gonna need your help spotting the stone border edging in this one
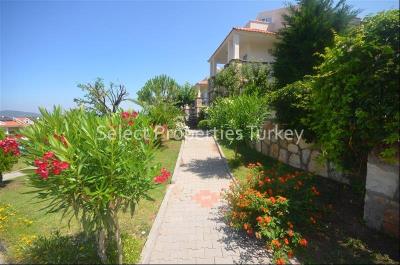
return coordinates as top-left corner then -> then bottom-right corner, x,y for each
139,138 -> 185,264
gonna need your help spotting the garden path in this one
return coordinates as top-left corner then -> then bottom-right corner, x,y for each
141,130 -> 272,264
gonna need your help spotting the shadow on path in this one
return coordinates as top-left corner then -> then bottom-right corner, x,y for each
181,157 -> 231,179
209,205 -> 272,264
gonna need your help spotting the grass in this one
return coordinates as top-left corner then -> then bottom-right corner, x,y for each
0,139 -> 181,264
219,141 -> 399,264
8,158 -> 28,172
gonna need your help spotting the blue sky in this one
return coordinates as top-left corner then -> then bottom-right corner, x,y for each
1,0 -> 398,113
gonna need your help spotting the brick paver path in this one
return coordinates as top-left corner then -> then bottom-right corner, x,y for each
141,131 -> 272,264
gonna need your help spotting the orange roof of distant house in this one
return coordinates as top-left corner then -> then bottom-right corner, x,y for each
0,121 -> 27,128
196,79 -> 208,86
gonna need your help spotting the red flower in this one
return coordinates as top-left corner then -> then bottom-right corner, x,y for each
264,216 -> 272,224
284,238 -> 289,245
34,159 -> 48,169
299,238 -> 308,247
256,216 -> 263,224
35,168 -> 49,179
287,229 -> 294,237
0,137 -> 20,156
276,258 -> 286,265
153,168 -> 171,184
43,151 -> 55,160
269,197 -> 276,204
288,250 -> 294,258
271,239 -> 281,248
121,112 -> 130,119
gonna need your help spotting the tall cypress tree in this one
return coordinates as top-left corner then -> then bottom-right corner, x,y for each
273,0 -> 358,88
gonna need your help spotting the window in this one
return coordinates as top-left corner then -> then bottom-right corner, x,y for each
262,17 -> 273,23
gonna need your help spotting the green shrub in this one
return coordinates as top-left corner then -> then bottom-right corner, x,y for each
309,10 -> 400,180
214,62 -> 274,97
197,120 -> 210,130
268,80 -> 314,141
144,102 -> 183,129
20,107 -> 171,264
208,94 -> 269,156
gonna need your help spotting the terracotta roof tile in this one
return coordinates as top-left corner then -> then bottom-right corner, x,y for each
0,121 -> 26,128
233,27 -> 276,35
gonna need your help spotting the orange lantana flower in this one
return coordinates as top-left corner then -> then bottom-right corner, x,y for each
299,238 -> 308,247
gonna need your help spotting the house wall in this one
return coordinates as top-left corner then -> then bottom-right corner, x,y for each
256,7 -> 289,32
239,41 -> 275,63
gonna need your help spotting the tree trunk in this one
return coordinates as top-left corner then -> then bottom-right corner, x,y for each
234,144 -> 238,159
0,172 -> 4,187
114,213 -> 123,265
97,229 -> 107,264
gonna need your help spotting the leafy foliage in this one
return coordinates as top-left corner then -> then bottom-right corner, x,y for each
143,102 -> 183,130
273,0 -> 358,88
0,131 -> 20,185
224,163 -> 320,263
268,80 -> 314,141
208,94 -> 269,156
175,82 -> 196,108
74,78 -> 130,115
309,10 -> 399,177
214,62 -> 274,97
20,107 -> 169,263
137,75 -> 179,105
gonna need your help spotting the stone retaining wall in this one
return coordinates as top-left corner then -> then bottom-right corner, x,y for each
251,120 -> 399,238
363,153 -> 399,238
251,120 -> 349,184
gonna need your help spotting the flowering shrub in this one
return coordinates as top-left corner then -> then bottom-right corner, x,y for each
0,131 -> 21,185
20,107 -> 171,264
224,163 -> 320,264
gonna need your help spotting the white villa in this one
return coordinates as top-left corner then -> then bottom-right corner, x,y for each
206,7 -> 288,102
190,7 -> 288,123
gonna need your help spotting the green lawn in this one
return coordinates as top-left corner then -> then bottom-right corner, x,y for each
219,142 -> 399,265
0,139 -> 181,264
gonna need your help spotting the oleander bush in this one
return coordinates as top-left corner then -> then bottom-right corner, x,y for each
224,163 -> 322,264
20,107 -> 171,264
0,130 -> 20,185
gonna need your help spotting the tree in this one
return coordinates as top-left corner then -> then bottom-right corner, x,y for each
0,129 -> 20,186
273,0 -> 358,88
214,62 -> 274,97
175,82 -> 196,108
21,107 -> 171,264
208,94 -> 269,157
137,75 -> 179,105
309,10 -> 399,184
74,78 -> 129,115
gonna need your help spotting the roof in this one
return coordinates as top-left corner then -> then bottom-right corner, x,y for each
208,27 -> 275,62
196,78 -> 208,86
233,27 -> 276,34
0,121 -> 27,128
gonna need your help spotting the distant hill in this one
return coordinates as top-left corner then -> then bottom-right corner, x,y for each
0,110 -> 41,119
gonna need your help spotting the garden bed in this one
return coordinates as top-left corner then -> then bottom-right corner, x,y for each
0,140 -> 181,264
220,142 -> 399,264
